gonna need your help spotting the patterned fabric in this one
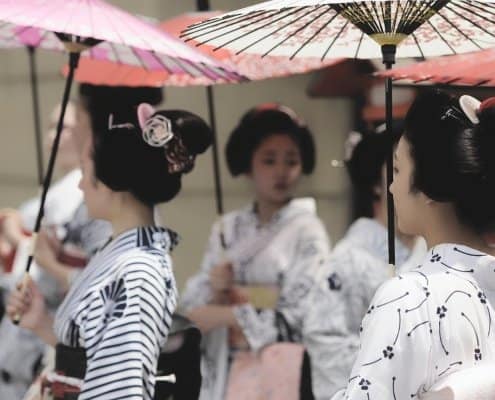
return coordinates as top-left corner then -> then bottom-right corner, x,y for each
180,198 -> 331,400
331,243 -> 495,400
54,226 -> 178,400
300,218 -> 416,399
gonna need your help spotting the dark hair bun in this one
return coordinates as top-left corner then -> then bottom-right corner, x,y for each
405,90 -> 495,233
155,110 -> 212,158
225,106 -> 315,176
92,109 -> 212,206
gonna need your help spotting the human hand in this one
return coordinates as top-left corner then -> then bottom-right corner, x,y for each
209,261 -> 234,292
6,275 -> 47,331
0,209 -> 24,258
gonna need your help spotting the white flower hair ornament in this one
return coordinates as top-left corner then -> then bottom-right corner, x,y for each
138,103 -> 174,147
137,103 -> 194,174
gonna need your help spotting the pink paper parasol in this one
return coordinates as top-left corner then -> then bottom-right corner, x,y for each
0,0 -> 243,320
65,11 -> 344,86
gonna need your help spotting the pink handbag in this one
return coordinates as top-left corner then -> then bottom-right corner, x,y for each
224,343 -> 305,400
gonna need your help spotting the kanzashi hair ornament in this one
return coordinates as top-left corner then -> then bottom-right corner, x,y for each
440,105 -> 468,125
137,103 -> 193,174
142,114 -> 174,147
107,114 -> 135,131
479,97 -> 495,113
137,102 -> 174,147
165,137 -> 194,174
459,95 -> 481,124
344,131 -> 363,162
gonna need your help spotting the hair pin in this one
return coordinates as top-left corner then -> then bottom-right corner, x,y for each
108,114 -> 135,131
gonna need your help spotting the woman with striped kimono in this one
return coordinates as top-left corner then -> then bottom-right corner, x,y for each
6,102 -> 212,400
181,104 -> 331,400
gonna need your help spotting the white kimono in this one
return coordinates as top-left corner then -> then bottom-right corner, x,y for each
180,198 -> 331,399
331,243 -> 495,400
54,226 -> 178,400
300,218 -> 417,399
18,169 -> 83,231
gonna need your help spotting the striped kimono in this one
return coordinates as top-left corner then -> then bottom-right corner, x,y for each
54,226 -> 178,400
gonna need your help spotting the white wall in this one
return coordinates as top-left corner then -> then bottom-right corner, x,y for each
0,1 -> 353,289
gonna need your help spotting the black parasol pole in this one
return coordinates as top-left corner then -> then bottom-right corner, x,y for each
382,43 -> 396,267
197,0 -> 225,223
27,46 -> 44,186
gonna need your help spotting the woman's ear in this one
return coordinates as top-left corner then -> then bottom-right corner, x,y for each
422,193 -> 434,205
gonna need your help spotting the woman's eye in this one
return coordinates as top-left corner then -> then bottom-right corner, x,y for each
262,159 -> 275,165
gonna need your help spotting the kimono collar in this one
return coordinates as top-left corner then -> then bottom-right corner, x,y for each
421,243 -> 495,294
345,218 -> 411,267
249,197 -> 317,227
103,225 -> 180,254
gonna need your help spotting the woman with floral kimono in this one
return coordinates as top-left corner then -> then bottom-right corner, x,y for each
6,102 -> 212,400
181,104 -> 331,399
331,90 -> 495,399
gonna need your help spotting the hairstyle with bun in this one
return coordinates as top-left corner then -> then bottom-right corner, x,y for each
92,108 -> 212,206
404,89 -> 495,233
225,104 -> 315,176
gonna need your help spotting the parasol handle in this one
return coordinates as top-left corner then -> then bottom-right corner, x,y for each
11,272 -> 32,325
382,44 -> 396,267
12,233 -> 37,324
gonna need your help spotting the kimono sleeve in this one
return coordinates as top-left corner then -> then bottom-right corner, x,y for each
180,220 -> 223,311
233,217 -> 331,351
79,261 -> 176,400
331,276 -> 433,400
301,265 -> 360,400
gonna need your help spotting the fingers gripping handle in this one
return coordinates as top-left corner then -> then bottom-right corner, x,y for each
12,233 -> 36,325
12,272 -> 30,325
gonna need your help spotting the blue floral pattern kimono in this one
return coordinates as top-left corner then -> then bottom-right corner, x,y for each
331,243 -> 495,400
